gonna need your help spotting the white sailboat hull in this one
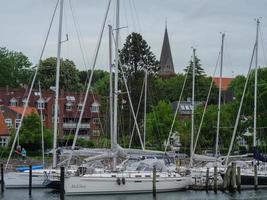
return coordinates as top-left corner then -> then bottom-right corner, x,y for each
4,169 -> 65,188
5,171 -> 46,188
64,172 -> 191,195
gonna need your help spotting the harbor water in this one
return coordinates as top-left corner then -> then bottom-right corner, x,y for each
1,189 -> 267,200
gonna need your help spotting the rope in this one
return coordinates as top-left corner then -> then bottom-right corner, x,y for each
226,42 -> 256,165
128,75 -> 145,149
164,62 -> 190,153
193,52 -> 220,154
66,0 -> 111,168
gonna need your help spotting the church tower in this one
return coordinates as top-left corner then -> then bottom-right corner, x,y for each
159,23 -> 175,77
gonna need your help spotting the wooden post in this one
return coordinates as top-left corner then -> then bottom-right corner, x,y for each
152,166 -> 156,197
1,164 -> 4,193
60,166 -> 65,200
205,168 -> 209,192
213,166 -> 218,193
254,164 -> 258,190
230,162 -> 237,192
29,165 -> 32,196
223,165 -> 231,192
236,166 -> 241,192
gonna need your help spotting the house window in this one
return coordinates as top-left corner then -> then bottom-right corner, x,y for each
92,118 -> 100,124
37,98 -> 45,110
10,98 -> 17,106
92,130 -> 100,136
5,118 -> 13,127
15,119 -> 21,129
38,102 -> 45,110
91,102 -> 99,113
77,103 -> 83,111
65,102 -> 73,111
0,137 -> 9,147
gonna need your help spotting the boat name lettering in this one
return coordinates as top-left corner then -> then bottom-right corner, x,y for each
71,184 -> 86,188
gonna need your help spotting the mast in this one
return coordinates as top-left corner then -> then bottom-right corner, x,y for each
39,81 -> 45,167
143,69 -> 148,149
215,33 -> 225,158
52,0 -> 64,168
190,48 -> 196,167
253,19 -> 259,148
113,0 -> 120,169
108,24 -> 114,151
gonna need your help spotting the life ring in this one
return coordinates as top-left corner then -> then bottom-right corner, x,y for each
116,177 -> 121,185
122,177 -> 126,185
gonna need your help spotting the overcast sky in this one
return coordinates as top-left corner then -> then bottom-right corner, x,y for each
1,0 -> 267,77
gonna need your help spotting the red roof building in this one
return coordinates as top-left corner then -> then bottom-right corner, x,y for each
212,77 -> 234,103
212,77 -> 233,91
0,87 -> 102,141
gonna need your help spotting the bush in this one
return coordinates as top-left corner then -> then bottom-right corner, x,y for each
0,147 -> 11,158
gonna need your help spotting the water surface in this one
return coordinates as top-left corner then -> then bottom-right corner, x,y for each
1,189 -> 267,200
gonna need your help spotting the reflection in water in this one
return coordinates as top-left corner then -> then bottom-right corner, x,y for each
1,189 -> 267,200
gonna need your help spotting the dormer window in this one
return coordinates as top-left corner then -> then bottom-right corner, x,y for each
37,98 -> 45,110
77,103 -> 83,111
65,102 -> 73,111
91,101 -> 99,113
5,118 -> 13,127
10,97 -> 17,106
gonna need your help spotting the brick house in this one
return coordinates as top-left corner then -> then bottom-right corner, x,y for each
0,87 -> 102,140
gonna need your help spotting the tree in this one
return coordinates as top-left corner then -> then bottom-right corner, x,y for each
0,47 -> 32,88
183,54 -> 218,102
117,33 -> 160,146
146,100 -> 178,150
11,113 -> 52,152
37,57 -> 82,91
79,69 -> 109,88
119,32 -> 159,76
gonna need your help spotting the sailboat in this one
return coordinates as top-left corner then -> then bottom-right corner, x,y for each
189,33 -> 226,186
4,0 -> 78,188
60,0 -> 191,195
221,18 -> 267,187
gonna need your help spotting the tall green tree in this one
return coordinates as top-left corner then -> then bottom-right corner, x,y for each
37,57 -> 82,91
119,32 -> 159,75
11,114 -> 52,151
118,32 -> 159,145
0,47 -> 32,87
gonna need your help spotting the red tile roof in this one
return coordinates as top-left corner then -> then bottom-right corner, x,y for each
8,106 -> 38,116
0,111 -> 9,136
212,77 -> 234,91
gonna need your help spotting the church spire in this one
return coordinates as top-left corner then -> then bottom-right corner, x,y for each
165,17 -> 167,29
159,22 -> 175,77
